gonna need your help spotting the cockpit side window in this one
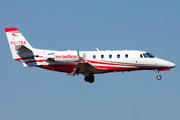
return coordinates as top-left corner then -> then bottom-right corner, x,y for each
140,54 -> 143,58
143,54 -> 148,58
143,53 -> 155,58
146,53 -> 155,58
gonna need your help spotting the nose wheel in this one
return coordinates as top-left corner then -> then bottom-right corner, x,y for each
156,74 -> 162,80
154,70 -> 162,80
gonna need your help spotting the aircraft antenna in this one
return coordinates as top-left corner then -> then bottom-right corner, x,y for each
96,48 -> 100,51
20,29 -> 62,50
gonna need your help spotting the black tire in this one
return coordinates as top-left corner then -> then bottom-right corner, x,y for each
89,78 -> 94,83
84,76 -> 89,82
84,75 -> 95,83
157,75 -> 162,80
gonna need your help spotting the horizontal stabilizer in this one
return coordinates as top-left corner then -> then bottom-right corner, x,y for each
23,62 -> 37,67
15,45 -> 32,53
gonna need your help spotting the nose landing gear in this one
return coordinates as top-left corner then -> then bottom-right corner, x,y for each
154,70 -> 162,80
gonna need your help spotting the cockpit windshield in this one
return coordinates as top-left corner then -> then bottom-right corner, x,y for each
143,53 -> 155,58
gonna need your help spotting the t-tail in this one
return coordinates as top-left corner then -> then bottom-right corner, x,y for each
5,27 -> 41,67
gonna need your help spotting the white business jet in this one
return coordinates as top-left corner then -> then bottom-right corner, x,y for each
5,27 -> 176,83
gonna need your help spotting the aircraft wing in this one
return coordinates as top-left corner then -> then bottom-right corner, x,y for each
71,62 -> 107,76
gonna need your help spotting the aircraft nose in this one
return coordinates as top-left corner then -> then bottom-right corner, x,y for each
156,58 -> 176,68
162,60 -> 176,68
167,62 -> 176,68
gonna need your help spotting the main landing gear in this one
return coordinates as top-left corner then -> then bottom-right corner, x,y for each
154,69 -> 162,80
84,74 -> 95,83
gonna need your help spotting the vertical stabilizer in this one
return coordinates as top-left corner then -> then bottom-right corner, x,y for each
5,27 -> 39,67
5,27 -> 33,59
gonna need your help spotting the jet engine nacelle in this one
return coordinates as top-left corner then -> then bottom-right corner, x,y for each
45,51 -> 79,62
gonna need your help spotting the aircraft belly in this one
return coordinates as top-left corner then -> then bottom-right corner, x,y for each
38,64 -> 77,73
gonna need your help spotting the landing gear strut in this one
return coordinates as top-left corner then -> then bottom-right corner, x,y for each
154,70 -> 162,80
84,74 -> 95,83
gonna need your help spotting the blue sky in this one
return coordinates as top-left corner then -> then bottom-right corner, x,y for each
0,0 -> 180,120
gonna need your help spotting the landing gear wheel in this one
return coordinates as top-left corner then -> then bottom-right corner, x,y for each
89,78 -> 95,83
84,76 -> 89,82
84,75 -> 95,83
157,75 -> 162,80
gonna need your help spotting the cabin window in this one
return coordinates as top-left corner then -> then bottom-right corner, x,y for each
109,54 -> 112,58
93,55 -> 96,59
117,54 -> 120,58
140,54 -> 143,58
101,55 -> 104,59
125,54 -> 128,58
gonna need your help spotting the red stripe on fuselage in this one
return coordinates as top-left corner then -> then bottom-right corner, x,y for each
15,56 -> 44,60
86,59 -> 164,72
85,59 -> 139,71
15,57 -> 46,63
95,65 -> 140,72
86,59 -> 131,66
15,57 -> 34,61
24,60 -> 46,63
